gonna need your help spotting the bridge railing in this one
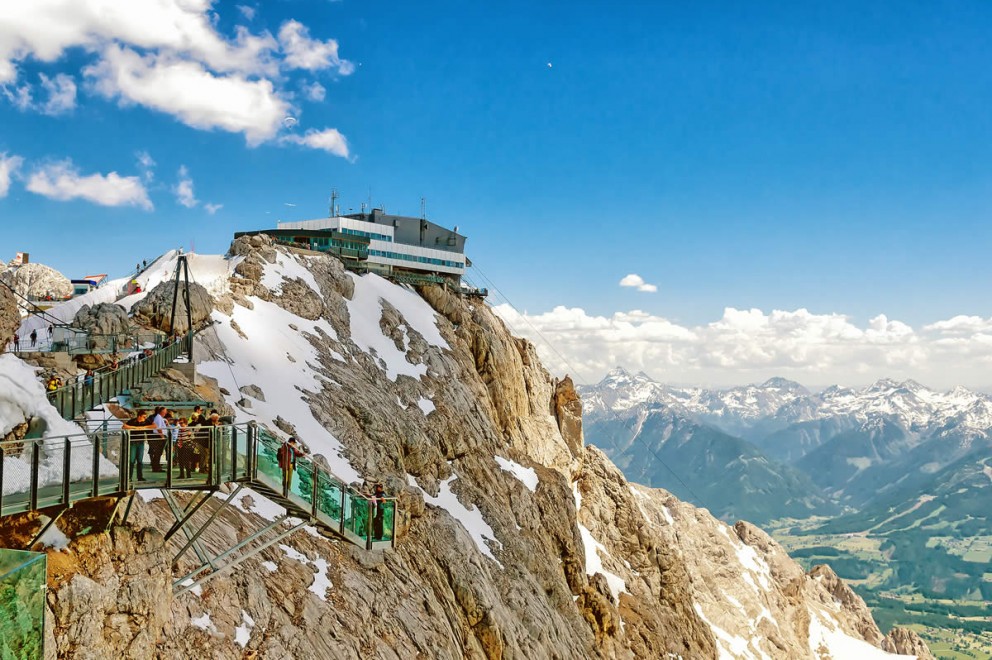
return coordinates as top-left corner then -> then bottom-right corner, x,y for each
46,334 -> 191,420
1,422 -> 396,550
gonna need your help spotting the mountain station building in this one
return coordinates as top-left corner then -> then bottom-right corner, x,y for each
236,209 -> 472,288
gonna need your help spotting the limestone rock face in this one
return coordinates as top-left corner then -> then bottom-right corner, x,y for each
70,303 -> 131,350
883,627 -> 935,659
37,241 -> 929,660
131,280 -> 214,334
0,263 -> 72,300
553,375 -> 584,461
0,283 -> 18,339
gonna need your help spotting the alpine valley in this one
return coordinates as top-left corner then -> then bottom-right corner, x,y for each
580,368 -> 992,657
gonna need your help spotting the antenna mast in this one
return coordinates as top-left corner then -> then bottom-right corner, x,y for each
420,197 -> 426,219
329,189 -> 339,217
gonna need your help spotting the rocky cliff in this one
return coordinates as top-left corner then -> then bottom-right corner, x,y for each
11,238 -> 929,659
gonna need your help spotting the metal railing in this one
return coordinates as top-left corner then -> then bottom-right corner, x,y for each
0,423 -> 396,551
46,334 -> 191,420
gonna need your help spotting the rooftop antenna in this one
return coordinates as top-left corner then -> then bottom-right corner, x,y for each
420,197 -> 426,219
367,186 -> 372,214
330,189 -> 339,217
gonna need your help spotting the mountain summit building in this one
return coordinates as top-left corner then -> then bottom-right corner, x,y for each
236,209 -> 476,290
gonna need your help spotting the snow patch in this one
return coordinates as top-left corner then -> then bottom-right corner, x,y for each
190,612 -> 215,632
495,456 -> 539,492
261,561 -> 278,573
417,396 -> 436,415
234,610 -> 255,648
807,607 -> 916,659
577,523 -> 628,602
408,474 -> 502,567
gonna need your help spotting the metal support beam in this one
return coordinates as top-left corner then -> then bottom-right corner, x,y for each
119,492 -> 136,526
174,517 -> 308,596
173,484 -> 244,563
162,490 -> 214,568
29,508 -> 66,549
162,490 -> 213,542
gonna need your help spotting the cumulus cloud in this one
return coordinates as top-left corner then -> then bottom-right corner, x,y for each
279,127 -> 349,158
278,20 -> 354,74
301,80 -> 326,101
492,305 -> 992,389
0,152 -> 24,197
85,45 -> 290,144
619,273 -> 658,293
0,2 -> 352,146
39,73 -> 76,114
173,165 -> 198,208
204,202 -> 223,214
26,159 -> 152,210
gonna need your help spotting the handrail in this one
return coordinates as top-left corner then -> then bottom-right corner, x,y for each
0,422 -> 396,550
45,334 -> 191,420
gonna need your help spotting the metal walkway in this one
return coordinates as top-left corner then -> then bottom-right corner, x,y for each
0,423 -> 395,550
45,334 -> 192,420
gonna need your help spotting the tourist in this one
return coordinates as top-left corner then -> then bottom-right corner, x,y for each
372,483 -> 388,540
176,417 -> 196,479
29,329 -> 37,347
123,410 -> 153,482
11,334 -> 18,351
83,369 -> 94,388
277,437 -> 306,493
148,406 -> 169,473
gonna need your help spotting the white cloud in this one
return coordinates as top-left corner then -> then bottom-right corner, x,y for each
135,150 -> 155,182
173,165 -> 198,208
278,20 -> 354,74
26,159 -> 152,210
279,127 -> 349,158
85,45 -> 290,145
619,273 -> 658,293
492,305 -> 992,389
204,202 -> 222,214
0,1 -> 278,83
0,3 -> 351,146
39,73 -> 76,114
301,80 -> 326,101
0,152 -> 24,197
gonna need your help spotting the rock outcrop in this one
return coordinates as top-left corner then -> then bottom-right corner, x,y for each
22,241 -> 930,660
131,280 -> 214,334
0,263 -> 72,300
70,303 -> 131,350
0,284 -> 18,340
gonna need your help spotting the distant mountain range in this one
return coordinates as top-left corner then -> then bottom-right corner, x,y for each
579,368 -> 992,522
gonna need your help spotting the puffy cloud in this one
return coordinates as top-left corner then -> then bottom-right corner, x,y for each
0,152 -> 23,197
173,165 -> 197,208
204,202 -> 222,214
0,0 -> 278,82
619,273 -> 657,293
0,2 -> 352,147
85,45 -> 289,144
39,72 -> 76,114
492,304 -> 992,389
278,20 -> 354,74
26,159 -> 152,210
279,127 -> 349,158
301,80 -> 326,101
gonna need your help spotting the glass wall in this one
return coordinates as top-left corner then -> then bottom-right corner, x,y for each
0,549 -> 46,659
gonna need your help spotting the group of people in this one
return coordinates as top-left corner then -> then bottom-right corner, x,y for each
122,405 -> 222,481
7,325 -> 54,352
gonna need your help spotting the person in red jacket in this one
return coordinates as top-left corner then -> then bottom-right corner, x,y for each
277,437 -> 305,492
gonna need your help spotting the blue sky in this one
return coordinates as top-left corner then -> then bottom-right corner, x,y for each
3,1 -> 992,385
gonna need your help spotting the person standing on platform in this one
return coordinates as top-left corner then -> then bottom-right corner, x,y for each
149,406 -> 169,473
277,437 -> 305,493
372,483 -> 388,540
123,410 -> 153,482
29,329 -> 37,347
